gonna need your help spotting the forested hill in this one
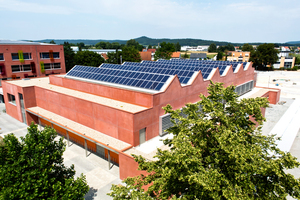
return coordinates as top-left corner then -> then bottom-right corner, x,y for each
33,36 -> 295,46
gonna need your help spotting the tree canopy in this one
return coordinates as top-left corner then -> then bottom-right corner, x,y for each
0,123 -> 89,199
217,44 -> 235,52
216,51 -> 223,60
208,43 -> 217,52
74,50 -> 105,67
175,42 -> 181,51
126,39 -> 144,51
63,42 -> 75,72
154,42 -> 176,60
108,82 -> 300,199
250,43 -> 279,70
121,46 -> 141,63
242,43 -> 254,51
95,41 -> 123,49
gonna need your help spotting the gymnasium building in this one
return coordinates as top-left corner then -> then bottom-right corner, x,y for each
2,59 -> 280,179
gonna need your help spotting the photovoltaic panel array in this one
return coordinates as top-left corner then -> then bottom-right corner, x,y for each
66,60 -> 249,92
66,65 -> 170,91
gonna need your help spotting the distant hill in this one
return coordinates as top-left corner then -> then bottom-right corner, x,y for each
286,41 -> 300,45
32,37 -> 297,47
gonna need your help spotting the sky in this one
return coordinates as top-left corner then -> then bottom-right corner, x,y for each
1,0 -> 300,43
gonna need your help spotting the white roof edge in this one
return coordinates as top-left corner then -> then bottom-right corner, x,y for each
160,75 -> 175,92
186,71 -> 199,85
234,64 -> 242,73
206,68 -> 217,80
244,62 -> 250,70
222,65 -> 231,76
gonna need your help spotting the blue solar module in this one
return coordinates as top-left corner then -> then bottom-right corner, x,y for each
66,60 -> 250,91
66,65 -> 170,91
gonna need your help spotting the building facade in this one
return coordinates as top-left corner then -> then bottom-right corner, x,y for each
273,47 -> 296,69
0,40 -> 66,102
2,59 -> 280,179
227,51 -> 250,62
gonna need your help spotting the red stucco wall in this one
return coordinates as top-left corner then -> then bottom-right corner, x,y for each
0,44 -> 66,81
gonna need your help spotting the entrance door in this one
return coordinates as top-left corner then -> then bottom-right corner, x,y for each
18,93 -> 26,124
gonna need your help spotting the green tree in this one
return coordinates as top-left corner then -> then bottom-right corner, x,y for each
216,51 -> 223,60
218,44 -> 235,52
147,45 -> 153,49
175,42 -> 181,51
74,50 -> 105,67
49,40 -> 56,44
108,82 -> 300,199
182,52 -> 190,59
77,42 -> 86,51
126,39 -> 143,51
63,42 -> 75,72
242,43 -> 254,51
106,51 -> 120,64
0,123 -> 89,199
154,42 -> 176,60
208,43 -> 217,52
95,41 -> 106,49
250,43 -> 279,69
121,46 -> 141,63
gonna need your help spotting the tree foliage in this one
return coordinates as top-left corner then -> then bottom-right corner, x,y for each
208,43 -> 217,52
74,50 -> 105,67
126,39 -> 144,51
182,52 -> 190,59
95,41 -> 123,49
122,46 -> 141,63
217,44 -> 235,52
154,42 -> 176,60
108,82 -> 300,199
216,51 -> 223,60
242,43 -> 254,51
0,123 -> 89,199
250,43 -> 279,70
175,42 -> 181,51
63,42 -> 75,72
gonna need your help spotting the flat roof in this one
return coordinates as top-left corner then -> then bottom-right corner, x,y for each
239,87 -> 279,99
0,40 -> 55,45
27,106 -> 131,151
7,77 -> 149,113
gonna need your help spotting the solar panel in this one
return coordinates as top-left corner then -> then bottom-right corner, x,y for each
66,60 -> 250,91
66,65 -> 170,91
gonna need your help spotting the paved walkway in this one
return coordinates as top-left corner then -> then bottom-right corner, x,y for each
0,103 -> 120,200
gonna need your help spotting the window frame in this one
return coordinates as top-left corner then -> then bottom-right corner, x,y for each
11,53 -> 32,60
7,93 -> 16,105
0,53 -> 4,61
40,52 -> 60,59
43,62 -> 61,70
11,64 -> 32,73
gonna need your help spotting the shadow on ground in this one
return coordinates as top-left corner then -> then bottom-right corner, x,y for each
85,187 -> 98,200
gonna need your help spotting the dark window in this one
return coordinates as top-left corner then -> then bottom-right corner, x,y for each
44,63 -> 61,70
0,53 -> 3,60
11,64 -> 31,72
11,53 -> 31,60
40,52 -> 60,59
8,93 -> 16,105
11,53 -> 19,60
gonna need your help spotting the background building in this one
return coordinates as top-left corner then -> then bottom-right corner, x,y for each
0,40 -> 66,102
273,46 -> 296,69
226,51 -> 250,62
